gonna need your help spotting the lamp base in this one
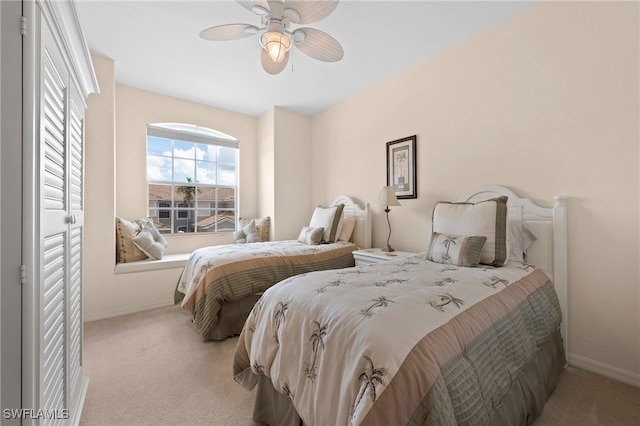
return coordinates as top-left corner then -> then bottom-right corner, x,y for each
381,245 -> 395,253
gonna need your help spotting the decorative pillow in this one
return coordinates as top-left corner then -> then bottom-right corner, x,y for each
297,226 -> 324,245
238,216 -> 270,242
426,233 -> 487,267
137,218 -> 168,248
334,211 -> 345,242
234,219 -> 261,244
233,229 -> 246,244
309,204 -> 345,243
337,216 -> 357,242
254,216 -> 270,242
508,219 -> 538,262
115,217 -> 148,263
432,196 -> 508,267
132,220 -> 166,260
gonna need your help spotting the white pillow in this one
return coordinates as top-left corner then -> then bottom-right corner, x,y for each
338,216 -> 357,242
235,220 -> 260,243
132,220 -> 166,260
138,218 -> 168,248
239,216 -> 270,242
508,219 -> 538,262
432,196 -> 508,267
297,226 -> 324,245
309,204 -> 345,243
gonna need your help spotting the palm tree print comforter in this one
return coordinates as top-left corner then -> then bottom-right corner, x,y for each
175,240 -> 357,339
233,255 -> 563,425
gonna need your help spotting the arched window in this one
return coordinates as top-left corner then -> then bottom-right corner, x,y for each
146,123 -> 238,234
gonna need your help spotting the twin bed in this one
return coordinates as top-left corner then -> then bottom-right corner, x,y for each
230,185 -> 568,425
174,195 -> 371,340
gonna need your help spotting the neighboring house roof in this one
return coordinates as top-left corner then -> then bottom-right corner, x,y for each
144,217 -> 170,231
148,184 -> 234,202
196,212 -> 235,230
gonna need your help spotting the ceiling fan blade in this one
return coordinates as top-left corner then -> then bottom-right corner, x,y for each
293,28 -> 343,62
199,24 -> 259,41
284,0 -> 338,24
261,49 -> 289,75
236,0 -> 270,15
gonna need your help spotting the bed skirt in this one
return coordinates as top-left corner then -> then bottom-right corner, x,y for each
250,329 -> 566,426
208,294 -> 262,340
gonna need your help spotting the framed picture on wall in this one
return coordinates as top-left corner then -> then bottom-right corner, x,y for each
386,135 -> 417,199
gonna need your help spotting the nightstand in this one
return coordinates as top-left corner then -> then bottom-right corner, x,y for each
353,248 -> 418,266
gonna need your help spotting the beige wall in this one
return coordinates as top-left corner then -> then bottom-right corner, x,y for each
84,56 -> 119,320
311,1 -> 639,383
257,107 -> 312,240
257,108 -> 275,233
273,107 -> 312,240
84,58 -> 259,320
115,84 -> 259,252
85,1 -> 638,384
84,60 -> 310,320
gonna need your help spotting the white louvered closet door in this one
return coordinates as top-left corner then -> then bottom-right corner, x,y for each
38,11 -> 87,424
67,87 -> 85,416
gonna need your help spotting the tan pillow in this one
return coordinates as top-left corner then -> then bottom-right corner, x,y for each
115,217 -> 148,263
338,216 -> 357,242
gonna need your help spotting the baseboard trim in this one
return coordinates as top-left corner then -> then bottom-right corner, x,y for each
84,301 -> 174,322
568,353 -> 640,388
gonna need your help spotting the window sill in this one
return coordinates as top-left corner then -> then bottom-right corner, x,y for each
114,253 -> 191,275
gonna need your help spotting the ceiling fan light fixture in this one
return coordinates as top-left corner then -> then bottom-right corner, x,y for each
261,31 -> 291,63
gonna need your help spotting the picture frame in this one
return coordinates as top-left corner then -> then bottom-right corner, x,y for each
386,135 -> 417,199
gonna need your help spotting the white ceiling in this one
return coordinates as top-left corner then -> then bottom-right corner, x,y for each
76,0 -> 539,117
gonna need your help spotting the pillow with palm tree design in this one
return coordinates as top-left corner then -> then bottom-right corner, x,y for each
426,233 -> 487,267
432,196 -> 508,267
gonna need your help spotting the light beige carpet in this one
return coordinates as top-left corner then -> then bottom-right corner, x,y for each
80,305 -> 639,426
79,305 -> 255,425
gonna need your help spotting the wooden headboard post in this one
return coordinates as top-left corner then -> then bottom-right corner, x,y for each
459,185 -> 568,356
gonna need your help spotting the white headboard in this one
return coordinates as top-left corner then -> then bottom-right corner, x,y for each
458,185 -> 568,355
330,195 -> 372,249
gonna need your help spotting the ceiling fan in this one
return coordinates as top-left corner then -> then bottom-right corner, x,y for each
199,0 -> 344,75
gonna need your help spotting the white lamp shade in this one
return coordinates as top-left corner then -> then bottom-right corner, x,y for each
375,186 -> 401,207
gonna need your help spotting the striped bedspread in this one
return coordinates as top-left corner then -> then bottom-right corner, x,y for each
175,240 -> 356,338
233,256 -> 563,425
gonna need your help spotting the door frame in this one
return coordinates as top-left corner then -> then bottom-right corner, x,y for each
1,0 -> 25,422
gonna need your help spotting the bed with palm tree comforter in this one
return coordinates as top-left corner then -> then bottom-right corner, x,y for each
175,240 -> 357,340
233,255 -> 566,425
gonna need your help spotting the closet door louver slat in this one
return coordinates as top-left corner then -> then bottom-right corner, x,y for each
40,42 -> 69,423
67,226 -> 83,403
25,2 -> 94,422
69,102 -> 83,211
42,51 -> 67,212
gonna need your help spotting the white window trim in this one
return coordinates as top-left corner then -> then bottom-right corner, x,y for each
146,122 -> 239,235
